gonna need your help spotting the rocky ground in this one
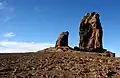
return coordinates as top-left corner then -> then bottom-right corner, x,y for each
0,47 -> 120,78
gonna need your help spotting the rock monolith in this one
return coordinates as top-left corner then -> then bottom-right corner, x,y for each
79,12 -> 103,52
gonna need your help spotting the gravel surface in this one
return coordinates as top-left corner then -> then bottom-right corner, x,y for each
0,50 -> 120,78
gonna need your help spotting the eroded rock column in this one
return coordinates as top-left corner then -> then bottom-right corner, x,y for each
79,12 -> 103,51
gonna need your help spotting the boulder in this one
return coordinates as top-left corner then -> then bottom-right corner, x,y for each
79,12 -> 103,52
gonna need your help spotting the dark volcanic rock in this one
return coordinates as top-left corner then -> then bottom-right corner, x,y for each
55,31 -> 69,48
79,12 -> 103,52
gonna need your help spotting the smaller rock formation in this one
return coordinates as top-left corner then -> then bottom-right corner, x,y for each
55,31 -> 73,52
103,51 -> 115,57
55,31 -> 69,48
74,46 -> 80,51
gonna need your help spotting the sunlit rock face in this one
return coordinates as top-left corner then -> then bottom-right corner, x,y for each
79,12 -> 103,52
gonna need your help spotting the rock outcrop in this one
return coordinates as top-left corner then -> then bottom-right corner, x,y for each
55,31 -> 69,48
79,12 -> 103,52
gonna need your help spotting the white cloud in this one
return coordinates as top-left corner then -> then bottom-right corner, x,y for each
0,1 -> 6,10
3,7 -> 15,23
0,1 -> 14,23
4,16 -> 12,23
4,32 -> 16,37
9,7 -> 14,13
33,6 -> 49,13
33,7 -> 44,13
0,41 -> 54,53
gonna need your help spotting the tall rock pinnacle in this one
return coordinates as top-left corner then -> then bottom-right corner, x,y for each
79,12 -> 103,51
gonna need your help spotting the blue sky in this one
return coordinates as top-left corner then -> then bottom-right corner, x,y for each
0,0 -> 120,56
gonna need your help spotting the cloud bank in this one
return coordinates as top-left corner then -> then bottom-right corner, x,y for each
0,41 -> 54,53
